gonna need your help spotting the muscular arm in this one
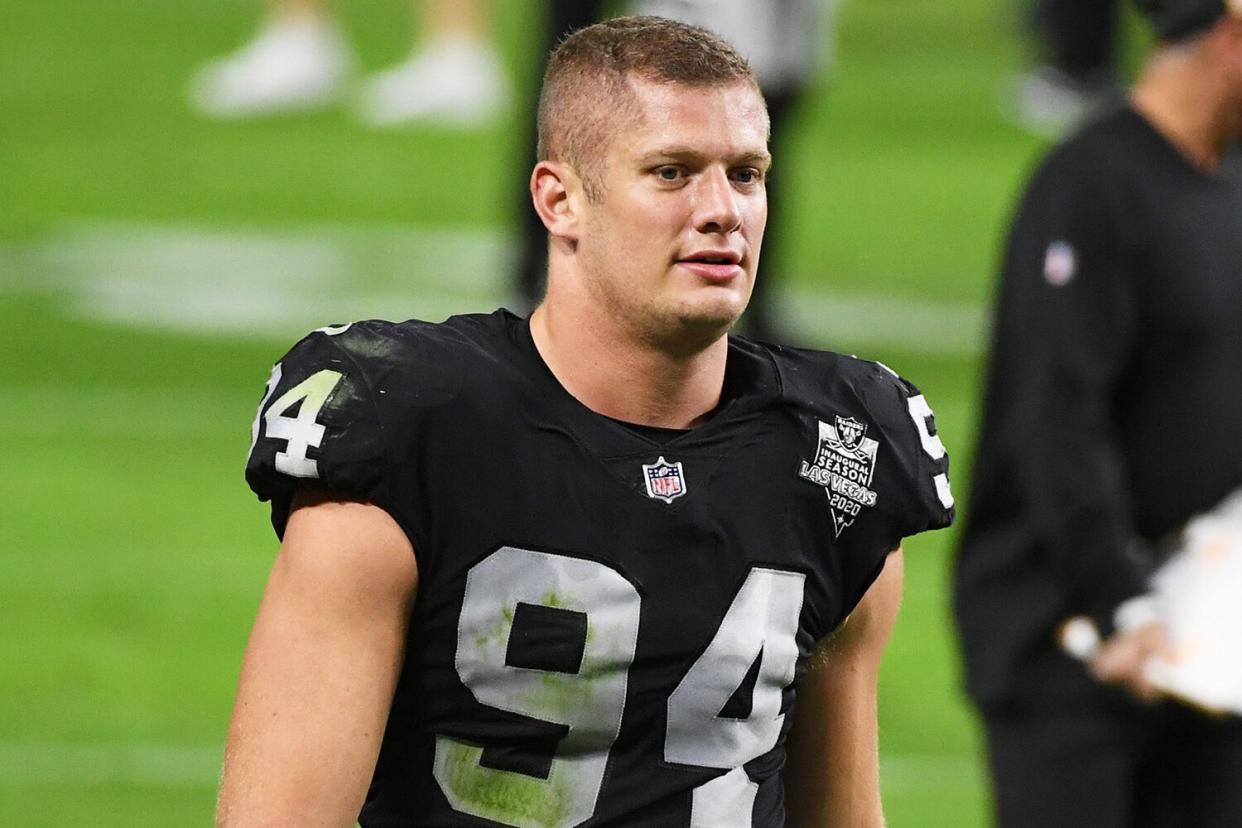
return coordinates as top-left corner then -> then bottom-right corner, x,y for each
783,548 -> 904,828
217,492 -> 418,828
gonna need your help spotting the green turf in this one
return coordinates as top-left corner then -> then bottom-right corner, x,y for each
0,0 -> 1135,824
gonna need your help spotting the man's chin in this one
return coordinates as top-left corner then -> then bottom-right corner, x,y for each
660,299 -> 746,346
688,291 -> 749,327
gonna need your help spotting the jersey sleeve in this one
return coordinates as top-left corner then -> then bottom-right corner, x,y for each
869,366 -> 956,540
814,359 -> 957,625
245,327 -> 393,539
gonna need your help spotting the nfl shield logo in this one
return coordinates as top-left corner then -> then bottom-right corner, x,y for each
1044,240 -> 1077,286
642,456 -> 687,504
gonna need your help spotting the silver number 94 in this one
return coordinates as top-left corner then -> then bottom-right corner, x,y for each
435,547 -> 806,828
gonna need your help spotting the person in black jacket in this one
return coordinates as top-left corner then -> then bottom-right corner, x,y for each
955,1 -> 1242,825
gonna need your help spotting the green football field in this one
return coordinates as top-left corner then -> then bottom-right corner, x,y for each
0,1 -> 1144,824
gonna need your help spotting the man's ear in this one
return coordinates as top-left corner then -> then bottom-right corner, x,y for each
531,161 -> 583,243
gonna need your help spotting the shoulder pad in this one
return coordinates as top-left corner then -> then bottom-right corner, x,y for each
868,363 -> 956,535
777,348 -> 955,537
244,325 -> 391,537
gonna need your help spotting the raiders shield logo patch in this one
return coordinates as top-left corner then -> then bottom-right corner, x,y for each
643,456 -> 687,504
799,415 -> 880,536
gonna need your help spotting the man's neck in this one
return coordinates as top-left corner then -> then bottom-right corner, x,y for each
1131,46 -> 1231,172
528,302 -> 729,430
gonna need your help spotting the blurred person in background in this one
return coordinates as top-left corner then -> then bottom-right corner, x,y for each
1006,0 -> 1125,136
516,0 -> 835,344
511,0 -> 607,312
956,0 -> 1242,825
188,0 -> 508,126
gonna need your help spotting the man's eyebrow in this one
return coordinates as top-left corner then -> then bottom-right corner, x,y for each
736,151 -> 773,168
636,147 -> 773,167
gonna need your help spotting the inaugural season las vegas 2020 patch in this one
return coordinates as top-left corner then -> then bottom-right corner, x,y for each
799,415 -> 880,536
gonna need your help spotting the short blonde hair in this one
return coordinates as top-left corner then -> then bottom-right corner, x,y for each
537,16 -> 764,200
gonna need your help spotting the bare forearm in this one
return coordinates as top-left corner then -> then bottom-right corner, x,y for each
784,658 -> 884,827
217,586 -> 404,824
218,497 -> 417,827
784,550 -> 902,827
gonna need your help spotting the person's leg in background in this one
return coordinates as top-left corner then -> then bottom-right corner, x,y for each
983,703 -> 1141,828
188,0 -> 352,118
190,0 -> 508,126
742,88 -> 795,344
1006,0 -> 1123,136
515,1 -> 607,312
1135,704 -> 1242,828
357,0 -> 509,127
1035,0 -> 1118,83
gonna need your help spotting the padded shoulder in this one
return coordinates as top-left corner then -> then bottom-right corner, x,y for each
243,312 -> 518,540
773,346 -> 956,537
245,324 -> 395,537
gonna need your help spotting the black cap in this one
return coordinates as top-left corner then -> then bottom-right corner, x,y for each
1134,0 -> 1233,40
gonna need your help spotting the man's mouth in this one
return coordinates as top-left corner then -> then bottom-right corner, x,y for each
676,250 -> 743,281
680,250 -> 741,265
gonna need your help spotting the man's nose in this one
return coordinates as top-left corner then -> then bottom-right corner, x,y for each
694,167 -> 743,235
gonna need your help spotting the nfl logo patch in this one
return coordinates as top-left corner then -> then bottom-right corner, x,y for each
642,456 -> 687,504
1043,240 -> 1077,287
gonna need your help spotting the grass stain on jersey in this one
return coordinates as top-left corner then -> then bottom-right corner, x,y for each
439,739 -> 573,828
538,590 -> 568,609
473,604 -> 515,652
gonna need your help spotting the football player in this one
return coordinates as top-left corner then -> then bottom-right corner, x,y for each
219,16 -> 954,827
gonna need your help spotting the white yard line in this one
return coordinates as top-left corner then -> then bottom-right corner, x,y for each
0,743 -> 222,787
2,386 -> 250,439
781,286 -> 984,356
0,220 -> 985,353
0,742 -> 981,791
881,752 -> 985,791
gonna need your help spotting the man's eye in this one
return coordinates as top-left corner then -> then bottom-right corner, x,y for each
656,166 -> 683,181
732,168 -> 760,184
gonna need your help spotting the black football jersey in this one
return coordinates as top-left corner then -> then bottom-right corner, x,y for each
245,310 -> 954,828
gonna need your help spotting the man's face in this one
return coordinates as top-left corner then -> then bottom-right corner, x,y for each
572,77 -> 770,348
